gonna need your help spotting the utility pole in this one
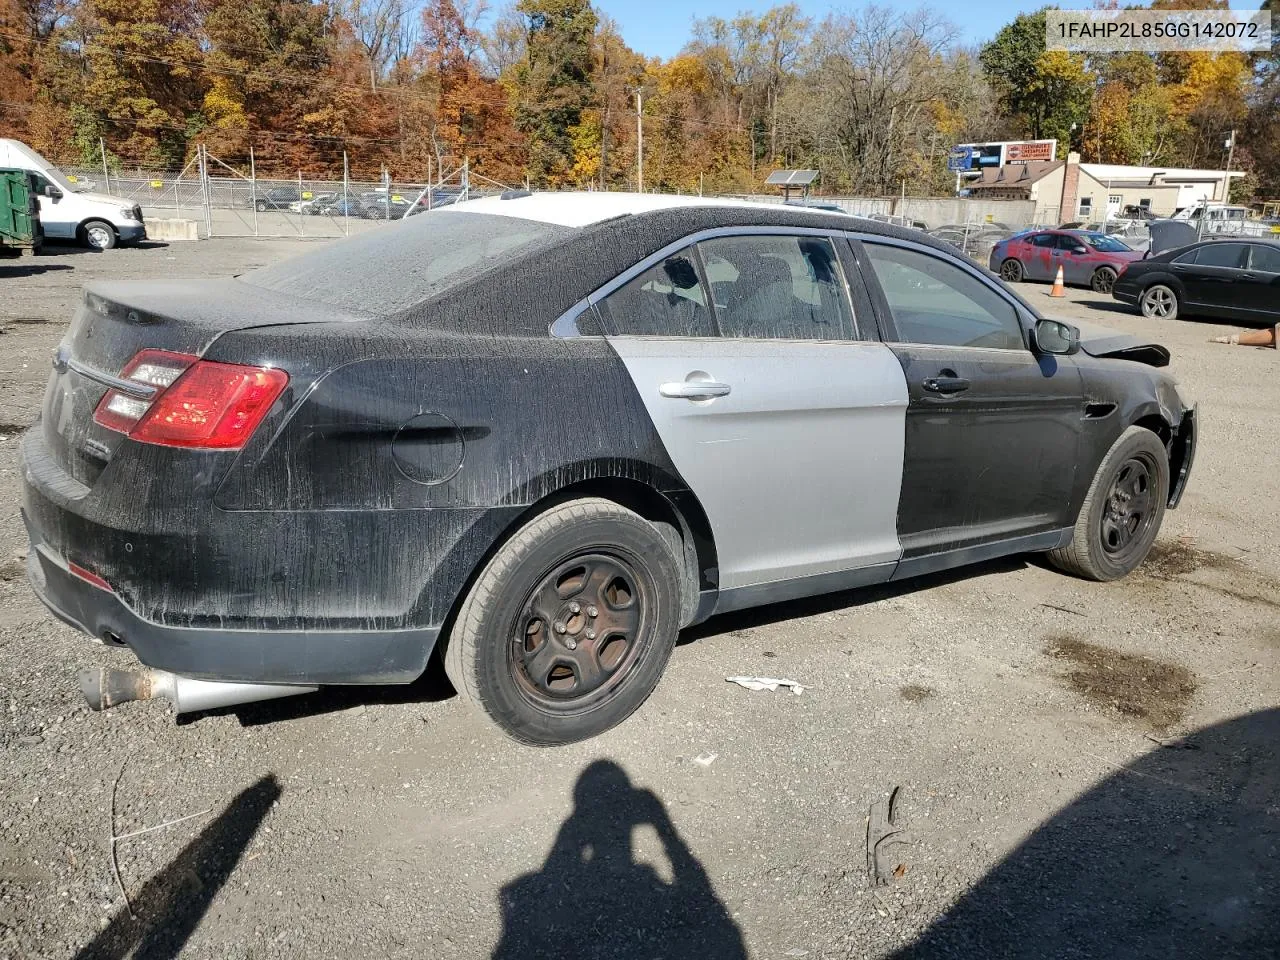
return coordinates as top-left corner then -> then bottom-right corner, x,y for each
634,88 -> 644,193
1224,129 -> 1236,201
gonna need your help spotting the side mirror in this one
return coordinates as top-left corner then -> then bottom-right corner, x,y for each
1035,318 -> 1080,356
44,185 -> 62,200
1072,245 -> 1088,255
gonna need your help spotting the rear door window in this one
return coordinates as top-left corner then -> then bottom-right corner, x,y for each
596,249 -> 716,338
696,235 -> 854,340
1031,233 -> 1056,248
1192,243 -> 1248,269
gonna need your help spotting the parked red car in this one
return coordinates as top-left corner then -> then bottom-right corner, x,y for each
989,229 -> 1145,294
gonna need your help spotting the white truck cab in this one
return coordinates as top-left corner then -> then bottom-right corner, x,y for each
0,139 -> 145,249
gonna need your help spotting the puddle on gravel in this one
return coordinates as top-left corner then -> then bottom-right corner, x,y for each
1047,634 -> 1196,731
899,684 -> 934,703
1142,539 -> 1236,579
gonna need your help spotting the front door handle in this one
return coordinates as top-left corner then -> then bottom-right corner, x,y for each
660,380 -> 732,400
922,376 -> 971,394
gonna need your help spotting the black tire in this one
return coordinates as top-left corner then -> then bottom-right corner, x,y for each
1140,283 -> 1179,320
81,220 -> 116,250
1091,266 -> 1117,294
443,498 -> 682,746
1049,426 -> 1169,581
1000,258 -> 1024,283
255,200 -> 268,212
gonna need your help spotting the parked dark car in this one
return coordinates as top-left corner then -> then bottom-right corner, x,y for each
245,187 -> 300,212
990,229 -> 1144,293
21,194 -> 1196,745
359,192 -> 413,219
316,196 -> 365,218
1112,238 -> 1280,324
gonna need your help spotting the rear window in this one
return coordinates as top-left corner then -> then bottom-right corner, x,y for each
241,210 -> 568,314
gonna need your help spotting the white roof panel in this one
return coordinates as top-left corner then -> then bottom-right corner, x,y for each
444,191 -> 820,228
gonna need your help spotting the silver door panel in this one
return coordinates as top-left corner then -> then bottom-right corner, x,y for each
608,337 -> 908,590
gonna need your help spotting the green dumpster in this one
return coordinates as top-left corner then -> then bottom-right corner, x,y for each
0,168 -> 43,255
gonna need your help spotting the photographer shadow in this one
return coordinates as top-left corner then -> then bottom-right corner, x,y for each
493,759 -> 746,960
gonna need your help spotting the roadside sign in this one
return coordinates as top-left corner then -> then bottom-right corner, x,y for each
150,180 -> 163,188
1272,224 -> 1280,234
302,191 -> 313,199
946,146 -> 973,172
985,214 -> 994,223
67,175 -> 78,183
391,194 -> 404,202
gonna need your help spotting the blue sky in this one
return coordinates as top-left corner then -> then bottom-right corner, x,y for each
593,0 -> 1269,59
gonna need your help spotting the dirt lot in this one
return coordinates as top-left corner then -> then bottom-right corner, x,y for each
1,237 -> 1277,959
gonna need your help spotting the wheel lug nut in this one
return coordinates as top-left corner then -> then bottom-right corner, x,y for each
566,638 -> 578,650
587,606 -> 598,618
554,622 -> 567,634
569,602 -> 581,614
585,629 -> 596,640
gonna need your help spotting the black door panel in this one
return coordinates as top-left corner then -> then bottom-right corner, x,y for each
890,344 -> 1084,556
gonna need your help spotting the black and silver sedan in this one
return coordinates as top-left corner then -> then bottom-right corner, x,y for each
1113,238 -> 1280,324
20,194 -> 1197,745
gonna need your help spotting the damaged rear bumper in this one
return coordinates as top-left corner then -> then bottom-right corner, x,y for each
1168,405 -> 1197,509
22,538 -> 439,685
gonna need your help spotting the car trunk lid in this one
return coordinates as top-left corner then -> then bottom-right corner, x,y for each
41,278 -> 370,487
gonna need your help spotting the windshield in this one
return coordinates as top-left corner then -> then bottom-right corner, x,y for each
16,143 -> 76,192
242,209 -> 569,314
1079,233 -> 1131,252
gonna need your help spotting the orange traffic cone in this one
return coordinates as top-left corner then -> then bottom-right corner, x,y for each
1048,265 -> 1066,298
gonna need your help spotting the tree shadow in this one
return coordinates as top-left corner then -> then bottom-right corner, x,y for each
894,708 -> 1280,959
72,774 -> 281,960
493,759 -> 747,960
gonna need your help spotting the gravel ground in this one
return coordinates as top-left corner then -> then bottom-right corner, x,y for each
1,238 -> 1277,960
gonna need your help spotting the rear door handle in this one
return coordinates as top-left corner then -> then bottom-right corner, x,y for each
660,381 -> 732,400
922,376 -> 971,394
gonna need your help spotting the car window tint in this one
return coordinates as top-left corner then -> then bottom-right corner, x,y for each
1194,243 -> 1247,268
696,235 -> 853,340
242,211 -> 568,314
1031,234 -> 1056,248
597,249 -> 715,337
1249,244 -> 1280,273
1055,234 -> 1082,251
864,243 -> 1025,351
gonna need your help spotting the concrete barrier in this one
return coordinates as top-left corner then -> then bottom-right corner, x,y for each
145,218 -> 200,241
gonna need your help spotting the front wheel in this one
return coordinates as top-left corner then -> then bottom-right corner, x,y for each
1140,284 -> 1179,320
1000,258 -> 1025,283
1048,426 -> 1169,581
255,200 -> 268,212
444,498 -> 682,746
1091,266 -> 1118,294
82,220 -> 116,250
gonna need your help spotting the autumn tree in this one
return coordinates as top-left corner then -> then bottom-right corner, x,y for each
509,0 -> 597,186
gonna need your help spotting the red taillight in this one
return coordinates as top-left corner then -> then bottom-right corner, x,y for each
69,561 -> 113,592
93,350 -> 288,450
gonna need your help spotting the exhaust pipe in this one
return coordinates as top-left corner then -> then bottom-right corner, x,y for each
79,667 -> 317,714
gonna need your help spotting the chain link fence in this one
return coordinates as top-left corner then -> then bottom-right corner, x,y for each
61,147 -> 503,239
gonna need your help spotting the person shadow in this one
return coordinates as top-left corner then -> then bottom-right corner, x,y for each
894,708 -> 1280,959
493,759 -> 747,960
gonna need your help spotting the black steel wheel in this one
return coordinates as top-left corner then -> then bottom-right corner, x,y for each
1000,259 -> 1025,283
1049,426 -> 1169,581
444,498 -> 681,746
1091,266 -> 1118,294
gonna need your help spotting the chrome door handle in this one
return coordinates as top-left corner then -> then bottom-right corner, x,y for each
660,381 -> 731,400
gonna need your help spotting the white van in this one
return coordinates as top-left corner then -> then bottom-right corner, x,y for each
0,139 -> 145,249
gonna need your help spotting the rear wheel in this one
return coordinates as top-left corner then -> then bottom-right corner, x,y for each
255,200 -> 268,212
1091,266 -> 1118,294
444,498 -> 682,746
1140,284 -> 1179,320
1000,259 -> 1025,283
82,220 -> 116,251
1049,426 -> 1169,581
